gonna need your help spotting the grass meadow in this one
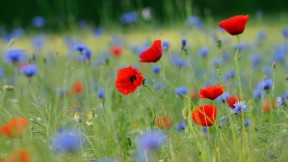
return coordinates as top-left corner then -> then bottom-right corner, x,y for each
1,15 -> 288,162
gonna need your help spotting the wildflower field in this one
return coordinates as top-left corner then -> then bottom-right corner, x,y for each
1,14 -> 288,162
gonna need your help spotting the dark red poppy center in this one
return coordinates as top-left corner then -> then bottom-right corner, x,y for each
130,75 -> 137,83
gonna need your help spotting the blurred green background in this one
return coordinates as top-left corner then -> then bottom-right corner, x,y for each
0,0 -> 287,29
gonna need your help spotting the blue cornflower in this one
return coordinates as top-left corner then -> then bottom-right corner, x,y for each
20,64 -> 38,77
10,27 -> 25,39
257,79 -> 273,91
4,49 -> 24,63
32,16 -> 46,28
251,54 -> 262,70
276,96 -> 286,108
212,58 -> 220,67
285,91 -> 288,100
230,101 -> 247,114
73,44 -> 88,52
282,29 -> 288,38
224,70 -> 235,82
79,49 -> 92,61
152,65 -> 161,74
175,121 -> 187,132
162,41 -> 170,49
257,30 -> 266,40
186,16 -> 203,29
198,47 -> 209,57
253,89 -> 262,99
120,12 -> 137,24
155,82 -> 166,90
98,89 -> 105,99
181,39 -> 187,47
0,68 -> 3,79
32,36 -> 45,50
175,87 -> 188,96
171,55 -> 188,68
244,120 -> 251,127
256,9 -> 263,18
137,130 -> 166,151
51,128 -> 85,153
216,92 -> 230,103
203,127 -> 208,134
93,28 -> 104,37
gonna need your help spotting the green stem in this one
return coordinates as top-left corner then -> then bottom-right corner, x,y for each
234,35 -> 243,99
144,86 -> 155,128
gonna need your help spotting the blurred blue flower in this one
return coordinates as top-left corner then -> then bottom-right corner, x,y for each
137,130 -> 166,151
257,79 -> 273,91
276,96 -> 286,108
98,89 -> 105,99
216,92 -> 230,103
175,87 -> 188,96
230,101 -> 247,114
253,89 -> 262,99
51,128 -> 85,153
32,16 -> 46,28
212,58 -> 220,67
224,70 -> 235,82
120,12 -> 137,24
0,68 -> 3,79
155,82 -> 166,90
20,64 -> 38,77
171,54 -> 188,68
175,121 -> 187,132
181,39 -> 187,47
162,41 -> 170,49
186,16 -> 203,29
251,54 -> 262,70
10,27 -> 25,39
4,49 -> 24,63
152,65 -> 161,74
244,120 -> 251,127
93,28 -> 104,37
73,44 -> 88,52
282,29 -> 288,38
256,9 -> 263,18
32,35 -> 45,50
257,30 -> 266,40
198,47 -> 209,57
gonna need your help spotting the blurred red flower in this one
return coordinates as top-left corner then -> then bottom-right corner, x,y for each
140,40 -> 162,62
155,116 -> 172,129
200,85 -> 224,100
73,81 -> 84,94
192,105 -> 217,127
218,15 -> 249,35
0,118 -> 28,138
2,149 -> 31,162
227,96 -> 241,108
115,66 -> 145,95
111,46 -> 123,57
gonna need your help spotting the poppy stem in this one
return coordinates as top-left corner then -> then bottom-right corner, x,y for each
144,85 -> 155,128
234,35 -> 243,99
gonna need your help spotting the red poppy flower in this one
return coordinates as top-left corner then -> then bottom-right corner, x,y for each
111,46 -> 123,57
227,96 -> 241,108
192,105 -> 217,127
115,66 -> 145,95
155,116 -> 172,129
0,118 -> 28,138
200,85 -> 224,100
218,15 -> 249,35
2,149 -> 31,162
140,40 -> 162,62
73,81 -> 84,94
